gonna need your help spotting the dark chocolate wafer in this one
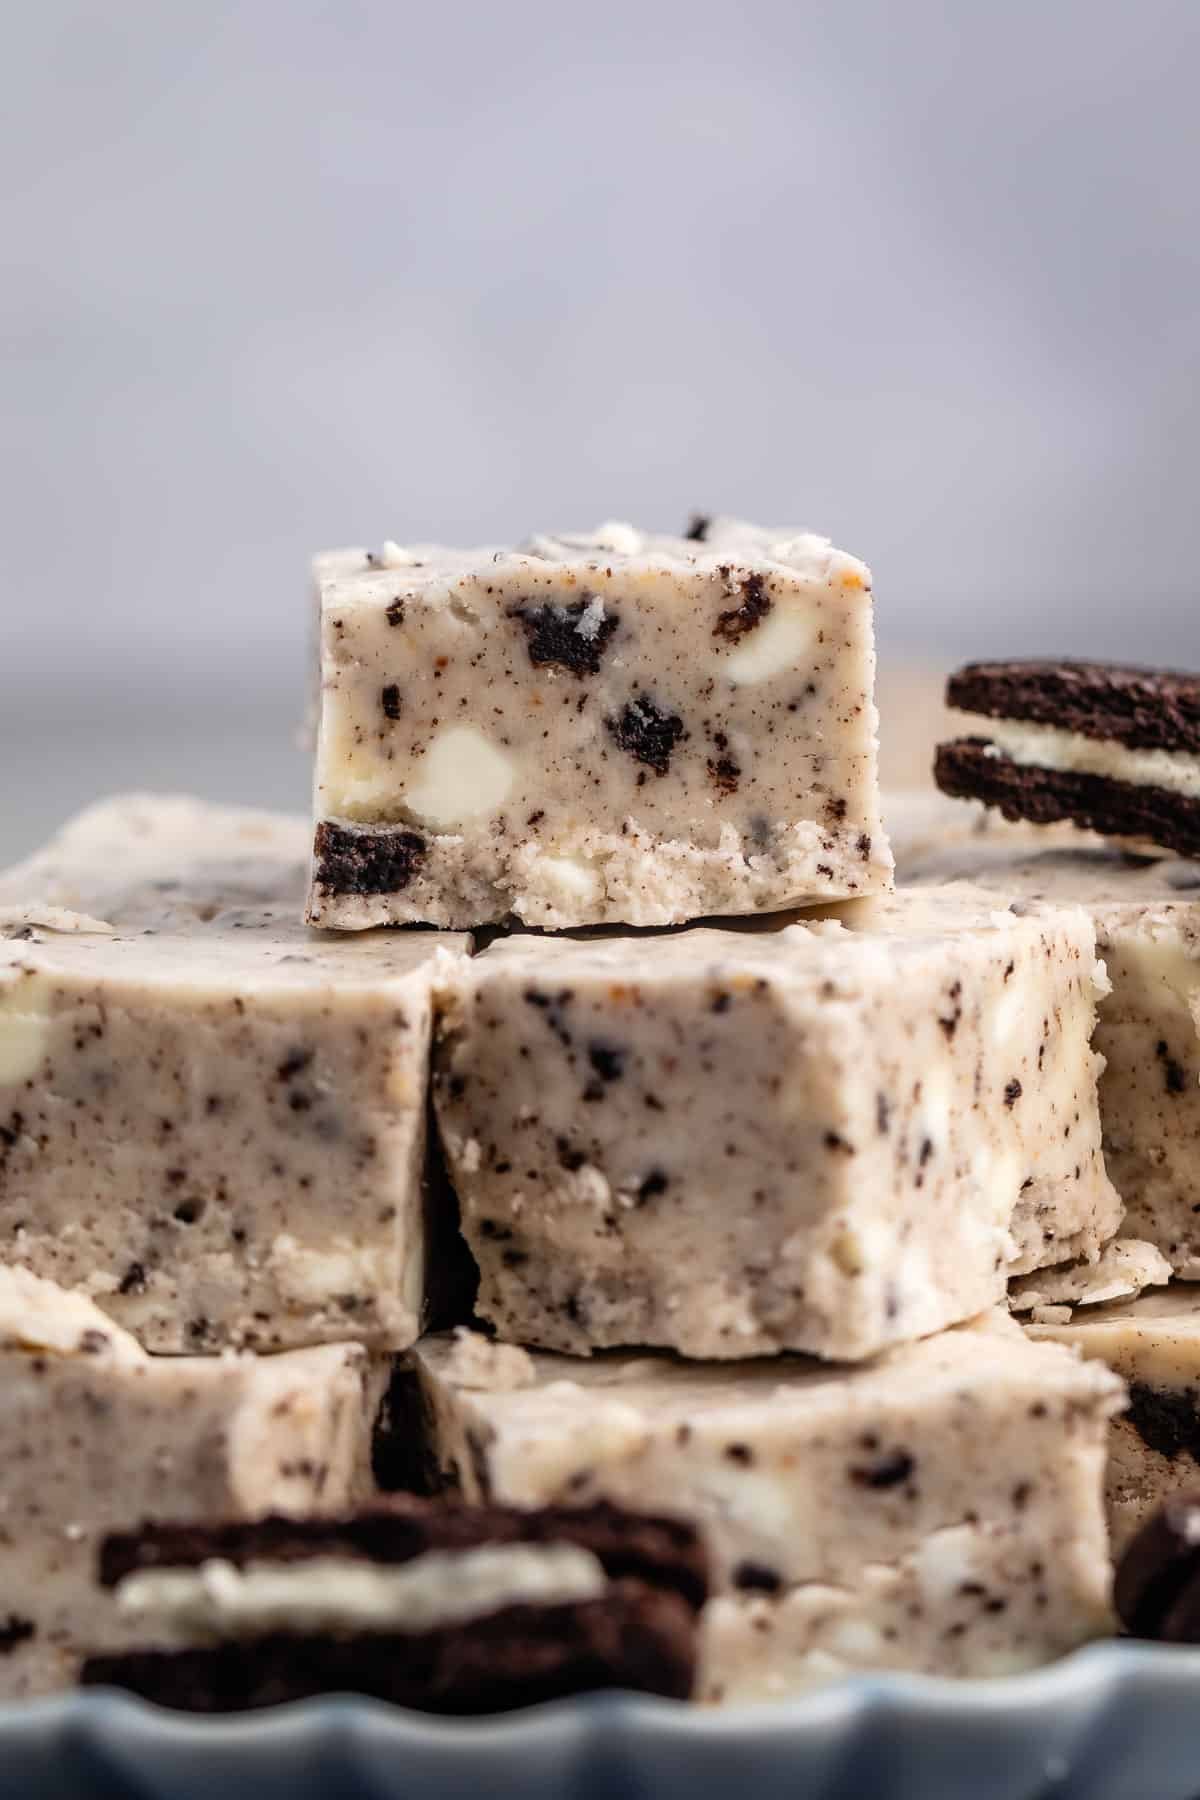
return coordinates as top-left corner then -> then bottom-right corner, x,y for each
935,741 -> 1200,861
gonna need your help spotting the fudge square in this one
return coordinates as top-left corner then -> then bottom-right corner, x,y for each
433,887 -> 1121,1361
397,1321 -> 1123,1701
1027,1285 -> 1200,1555
0,1268 -> 377,1698
891,792 -> 1200,1276
307,519 -> 891,931
0,794 -> 470,1351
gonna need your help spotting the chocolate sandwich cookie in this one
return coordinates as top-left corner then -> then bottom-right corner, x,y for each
1115,1493 -> 1200,1641
81,1498 -> 706,1714
935,660 -> 1200,859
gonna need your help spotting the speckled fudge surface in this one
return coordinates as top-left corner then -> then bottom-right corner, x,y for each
397,1319 -> 1123,1702
432,886 -> 1120,1362
1028,1284 -> 1200,1555
0,1268 -> 375,1697
308,519 -> 890,931
0,795 -> 471,1351
890,789 -> 1200,1276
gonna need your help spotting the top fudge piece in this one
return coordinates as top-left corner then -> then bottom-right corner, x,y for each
308,519 -> 890,930
0,795 -> 470,1351
434,886 -> 1121,1361
935,659 -> 1200,859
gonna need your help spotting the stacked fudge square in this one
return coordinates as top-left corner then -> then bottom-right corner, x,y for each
0,520 -> 1155,1709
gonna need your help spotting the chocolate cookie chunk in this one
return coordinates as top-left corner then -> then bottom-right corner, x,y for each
1115,1494 -> 1200,1640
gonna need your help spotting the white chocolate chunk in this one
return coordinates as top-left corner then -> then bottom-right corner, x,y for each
403,726 -> 518,827
718,603 -> 815,686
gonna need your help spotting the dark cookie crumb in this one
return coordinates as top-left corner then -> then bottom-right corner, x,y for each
313,822 -> 428,897
733,1562 -> 782,1594
118,1262 -> 147,1295
381,684 -> 403,720
508,597 -> 618,677
684,514 -> 711,542
1127,1382 -> 1200,1464
850,1449 -> 915,1490
635,1169 -> 669,1204
606,695 -> 686,776
713,568 -> 772,643
0,1616 -> 34,1656
1157,1041 -> 1189,1096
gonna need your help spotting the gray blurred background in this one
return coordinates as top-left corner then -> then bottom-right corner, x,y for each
3,0 -> 1198,862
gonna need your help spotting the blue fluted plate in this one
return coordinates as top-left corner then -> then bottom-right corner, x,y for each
4,1642 -> 1200,1800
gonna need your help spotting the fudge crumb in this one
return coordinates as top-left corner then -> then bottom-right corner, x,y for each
313,821 -> 427,896
508,597 -> 618,677
606,695 -> 686,775
381,684 -> 403,720
1004,1079 -> 1023,1108
684,514 -> 711,542
117,1262 -> 146,1296
713,568 -> 772,643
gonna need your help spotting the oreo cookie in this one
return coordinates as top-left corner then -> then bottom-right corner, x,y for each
935,660 -> 1200,859
1115,1493 -> 1200,1642
81,1498 -> 706,1715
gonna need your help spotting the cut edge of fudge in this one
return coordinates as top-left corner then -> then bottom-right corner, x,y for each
432,889 -> 1121,1363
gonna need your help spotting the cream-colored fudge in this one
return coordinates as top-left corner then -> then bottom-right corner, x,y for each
0,1269 -> 376,1696
1028,1284 -> 1200,1553
433,887 -> 1121,1361
891,790 -> 1200,1275
401,1320 -> 1122,1701
0,795 -> 470,1351
308,521 -> 890,931
1009,1238 -> 1171,1316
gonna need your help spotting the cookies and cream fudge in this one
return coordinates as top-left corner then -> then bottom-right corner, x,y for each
891,792 -> 1200,1275
1009,1238 -> 1170,1319
83,1499 -> 706,1712
0,795 -> 471,1350
0,1268 -> 375,1697
308,520 -> 890,930
395,1319 -> 1123,1701
935,660 -> 1200,859
433,887 -> 1120,1361
1028,1285 -> 1200,1553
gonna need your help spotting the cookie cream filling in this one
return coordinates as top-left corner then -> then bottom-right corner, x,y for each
960,715 -> 1200,799
115,1544 -> 608,1642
